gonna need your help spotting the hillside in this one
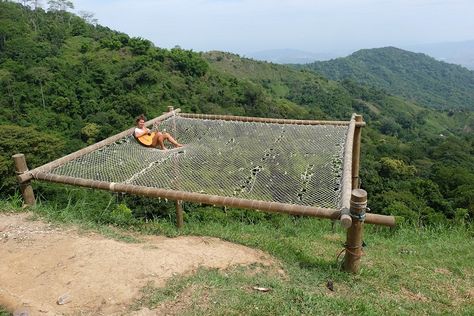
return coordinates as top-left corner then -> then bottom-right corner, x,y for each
298,47 -> 474,110
0,1 -> 473,225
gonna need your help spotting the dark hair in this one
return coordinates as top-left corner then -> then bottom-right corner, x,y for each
136,114 -> 146,124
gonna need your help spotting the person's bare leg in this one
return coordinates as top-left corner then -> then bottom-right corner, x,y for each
163,132 -> 183,148
152,132 -> 167,150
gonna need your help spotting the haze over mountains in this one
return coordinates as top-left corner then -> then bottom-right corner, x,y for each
247,40 -> 474,70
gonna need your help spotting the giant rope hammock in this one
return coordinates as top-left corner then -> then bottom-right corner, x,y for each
17,109 -> 394,228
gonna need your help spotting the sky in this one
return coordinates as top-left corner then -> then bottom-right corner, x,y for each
72,0 -> 474,55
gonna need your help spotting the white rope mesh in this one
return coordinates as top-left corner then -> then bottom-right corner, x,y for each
49,116 -> 349,209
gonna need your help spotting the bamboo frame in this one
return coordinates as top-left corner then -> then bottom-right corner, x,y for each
352,115 -> 363,189
169,106 -> 184,229
15,110 -> 395,228
339,117 -> 356,228
30,171 -> 394,226
179,113 -> 366,127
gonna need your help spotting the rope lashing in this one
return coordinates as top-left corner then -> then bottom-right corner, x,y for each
336,242 -> 366,262
350,200 -> 368,222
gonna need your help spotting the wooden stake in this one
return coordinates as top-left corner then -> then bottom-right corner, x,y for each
352,115 -> 363,189
343,189 -> 367,273
175,200 -> 184,229
12,154 -> 36,206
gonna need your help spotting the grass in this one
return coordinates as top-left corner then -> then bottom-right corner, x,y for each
0,307 -> 10,316
1,190 -> 473,315
130,215 -> 474,315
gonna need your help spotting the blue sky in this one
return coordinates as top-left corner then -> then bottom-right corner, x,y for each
73,0 -> 474,55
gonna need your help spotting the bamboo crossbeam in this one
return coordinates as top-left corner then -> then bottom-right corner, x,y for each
31,172 -> 395,227
179,113 -> 366,127
18,110 -> 181,183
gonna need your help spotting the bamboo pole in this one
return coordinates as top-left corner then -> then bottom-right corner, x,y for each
343,189 -> 367,273
17,109 -> 181,183
12,154 -> 36,206
339,118 -> 356,228
30,172 -> 395,226
352,115 -> 363,189
169,105 -> 184,229
180,113 -> 366,127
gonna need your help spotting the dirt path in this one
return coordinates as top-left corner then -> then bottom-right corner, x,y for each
0,213 -> 273,315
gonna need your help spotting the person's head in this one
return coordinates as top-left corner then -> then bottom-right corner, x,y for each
136,114 -> 146,128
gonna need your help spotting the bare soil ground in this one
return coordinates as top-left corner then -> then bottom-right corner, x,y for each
0,213 -> 273,315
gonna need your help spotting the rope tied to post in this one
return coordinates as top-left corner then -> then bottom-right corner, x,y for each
336,242 -> 366,262
350,200 -> 368,222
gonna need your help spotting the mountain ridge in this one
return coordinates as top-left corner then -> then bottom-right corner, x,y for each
298,46 -> 474,110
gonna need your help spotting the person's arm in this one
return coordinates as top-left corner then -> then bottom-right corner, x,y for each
134,127 -> 149,137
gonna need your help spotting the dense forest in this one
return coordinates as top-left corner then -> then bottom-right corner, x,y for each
1,1 -> 473,225
297,47 -> 474,110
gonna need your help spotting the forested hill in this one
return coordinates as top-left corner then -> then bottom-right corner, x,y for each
298,47 -> 474,110
0,1 -> 473,225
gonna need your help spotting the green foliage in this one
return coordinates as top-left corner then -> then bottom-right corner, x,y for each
80,122 -> 100,144
379,157 -> 416,178
0,306 -> 11,316
168,47 -> 209,76
111,203 -> 136,226
0,125 -> 64,196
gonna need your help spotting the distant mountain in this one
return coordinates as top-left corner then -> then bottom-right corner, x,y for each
245,49 -> 342,64
299,47 -> 474,109
404,40 -> 474,70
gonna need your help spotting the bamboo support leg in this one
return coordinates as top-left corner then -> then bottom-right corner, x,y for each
342,189 -> 367,273
175,200 -> 184,229
12,154 -> 36,206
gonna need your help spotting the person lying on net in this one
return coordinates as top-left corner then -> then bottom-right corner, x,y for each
134,114 -> 183,150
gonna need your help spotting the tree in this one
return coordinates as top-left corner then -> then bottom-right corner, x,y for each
47,0 -> 73,12
26,66 -> 52,109
379,157 -> 416,179
0,69 -> 17,111
78,10 -> 97,25
81,122 -> 100,144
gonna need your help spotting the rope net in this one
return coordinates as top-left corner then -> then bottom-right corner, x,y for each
48,115 -> 350,209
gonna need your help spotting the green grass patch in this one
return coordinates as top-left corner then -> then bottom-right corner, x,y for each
0,307 -> 11,316
129,213 -> 473,315
1,191 -> 473,315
